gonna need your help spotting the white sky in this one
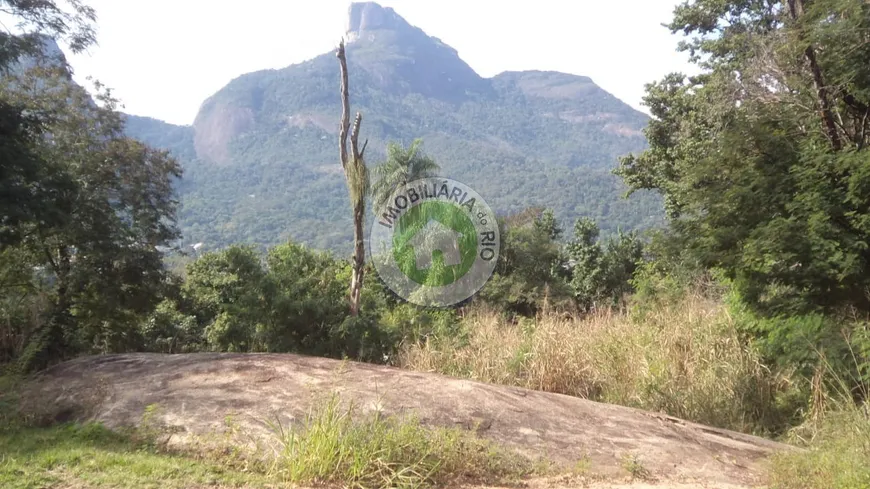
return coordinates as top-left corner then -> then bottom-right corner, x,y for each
63,0 -> 695,126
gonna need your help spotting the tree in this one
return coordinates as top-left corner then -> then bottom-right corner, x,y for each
566,218 -> 605,311
0,0 -> 96,71
336,39 -> 368,316
601,229 -> 644,304
183,245 -> 266,352
616,0 -> 870,316
3,65 -> 181,371
262,242 -> 347,353
0,99 -> 73,246
0,0 -> 98,247
370,139 -> 440,211
478,208 -> 574,315
176,241 -> 394,361
565,218 -> 643,311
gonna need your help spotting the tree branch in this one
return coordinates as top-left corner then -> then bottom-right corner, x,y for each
788,0 -> 842,151
336,39 -> 350,169
42,244 -> 58,276
843,92 -> 870,114
350,112 -> 362,162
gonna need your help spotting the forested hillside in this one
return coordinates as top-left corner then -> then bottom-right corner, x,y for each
124,2 -> 663,253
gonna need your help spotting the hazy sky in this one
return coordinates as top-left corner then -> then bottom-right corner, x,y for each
63,0 -> 695,126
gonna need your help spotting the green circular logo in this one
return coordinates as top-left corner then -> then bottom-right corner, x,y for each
369,177 -> 500,307
392,201 -> 477,286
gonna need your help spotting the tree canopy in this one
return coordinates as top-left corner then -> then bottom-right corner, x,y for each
617,0 -> 870,316
1,61 -> 181,370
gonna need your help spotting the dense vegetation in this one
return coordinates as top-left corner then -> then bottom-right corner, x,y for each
616,0 -> 870,382
2,0 -> 870,488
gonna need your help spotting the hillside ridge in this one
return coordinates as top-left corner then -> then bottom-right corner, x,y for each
122,1 -> 662,253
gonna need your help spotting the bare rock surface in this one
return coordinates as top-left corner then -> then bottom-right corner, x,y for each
22,353 -> 793,488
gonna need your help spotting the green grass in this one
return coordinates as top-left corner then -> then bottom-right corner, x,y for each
768,406 -> 870,489
267,394 -> 532,489
1,373 -> 268,489
0,422 -> 275,489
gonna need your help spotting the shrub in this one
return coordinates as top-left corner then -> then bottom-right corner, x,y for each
379,303 -> 461,346
176,242 -> 401,361
727,287 -> 870,400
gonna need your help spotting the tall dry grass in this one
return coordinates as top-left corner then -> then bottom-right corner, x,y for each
399,293 -> 795,434
766,353 -> 870,489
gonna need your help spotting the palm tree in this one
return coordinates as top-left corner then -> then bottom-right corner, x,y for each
370,139 -> 440,212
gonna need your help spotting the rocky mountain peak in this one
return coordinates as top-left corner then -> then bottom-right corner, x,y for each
345,2 -> 409,41
339,2 -> 490,101
7,35 -> 68,73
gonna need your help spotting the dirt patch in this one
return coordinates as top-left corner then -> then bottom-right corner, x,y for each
22,353 -> 793,488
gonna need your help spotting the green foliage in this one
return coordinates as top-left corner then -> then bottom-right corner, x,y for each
565,218 -> 604,310
565,217 -> 644,310
473,208 -> 643,315
617,0 -> 870,317
183,245 -> 266,351
378,303 -> 460,346
601,231 -> 644,301
0,99 -> 72,247
261,242 -> 348,352
139,299 -> 201,354
370,138 -> 441,211
0,247 -> 50,364
477,208 -> 574,316
0,3 -> 98,248
727,289 -> 870,391
122,114 -> 197,162
628,228 -> 707,308
0,61 -> 181,371
612,1 -> 870,424
172,242 -> 399,362
0,1 -> 96,70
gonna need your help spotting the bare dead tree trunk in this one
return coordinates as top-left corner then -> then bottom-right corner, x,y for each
788,0 -> 843,151
337,40 -> 368,316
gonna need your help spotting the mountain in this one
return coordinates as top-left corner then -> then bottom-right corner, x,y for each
125,2 -> 663,253
123,115 -> 196,162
